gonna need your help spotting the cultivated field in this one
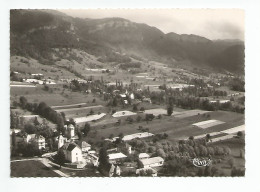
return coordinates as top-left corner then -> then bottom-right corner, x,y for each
84,110 -> 244,143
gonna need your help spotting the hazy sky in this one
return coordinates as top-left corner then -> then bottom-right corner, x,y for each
60,9 -> 244,40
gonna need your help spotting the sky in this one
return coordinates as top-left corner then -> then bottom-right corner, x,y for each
60,9 -> 244,40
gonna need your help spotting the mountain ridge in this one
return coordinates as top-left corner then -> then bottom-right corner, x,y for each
10,9 -> 244,74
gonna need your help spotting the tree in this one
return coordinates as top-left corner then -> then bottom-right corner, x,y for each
140,107 -> 145,112
132,104 -> 138,111
126,117 -> 134,123
98,147 -> 110,172
157,148 -> 166,159
33,117 -> 40,126
47,138 -> 53,151
145,114 -> 155,121
237,131 -> 243,137
228,158 -> 235,168
56,150 -> 66,168
19,96 -> 27,109
167,106 -> 173,116
83,123 -> 91,136
26,140 -> 40,157
10,112 -> 17,129
109,134 -> 114,139
11,131 -> 16,149
37,102 -> 48,116
24,123 -> 37,134
206,134 -> 211,142
136,115 -> 142,122
240,149 -> 245,158
89,109 -> 94,115
78,131 -> 83,140
223,146 -> 231,155
118,133 -> 124,139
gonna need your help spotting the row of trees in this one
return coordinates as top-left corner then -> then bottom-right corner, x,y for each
19,96 -> 66,133
167,96 -> 244,114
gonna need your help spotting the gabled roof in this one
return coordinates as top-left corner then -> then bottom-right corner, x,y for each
81,141 -> 91,148
108,152 -> 127,160
62,142 -> 80,152
67,143 -> 77,151
140,157 -> 164,166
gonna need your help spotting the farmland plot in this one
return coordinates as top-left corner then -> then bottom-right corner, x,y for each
192,120 -> 225,129
175,109 -> 210,118
73,113 -> 106,124
55,105 -> 103,113
221,124 -> 245,134
112,111 -> 137,117
144,108 -> 167,116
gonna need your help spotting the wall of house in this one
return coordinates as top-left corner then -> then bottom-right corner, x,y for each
71,147 -> 83,163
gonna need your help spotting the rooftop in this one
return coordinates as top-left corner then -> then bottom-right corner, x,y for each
108,152 -> 127,160
140,157 -> 164,166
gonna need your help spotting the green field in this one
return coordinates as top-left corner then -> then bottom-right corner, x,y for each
11,160 -> 60,177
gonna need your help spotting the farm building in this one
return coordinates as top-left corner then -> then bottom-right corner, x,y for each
60,142 -> 83,163
80,141 -> 91,152
138,153 -> 150,159
57,134 -> 68,149
139,157 -> 164,168
108,152 -> 127,163
24,134 -> 45,150
192,120 -> 225,129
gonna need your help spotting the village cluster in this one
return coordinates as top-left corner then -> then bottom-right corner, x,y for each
10,46 -> 245,177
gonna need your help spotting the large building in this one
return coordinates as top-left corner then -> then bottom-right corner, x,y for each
139,157 -> 164,168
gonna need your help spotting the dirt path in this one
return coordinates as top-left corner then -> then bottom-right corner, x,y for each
40,158 -> 69,177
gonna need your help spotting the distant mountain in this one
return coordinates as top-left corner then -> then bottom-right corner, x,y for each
208,44 -> 245,74
10,9 -> 244,74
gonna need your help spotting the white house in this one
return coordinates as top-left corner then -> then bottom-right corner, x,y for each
25,134 -> 45,150
139,157 -> 164,168
60,142 -> 83,163
130,93 -> 135,100
57,135 -> 68,149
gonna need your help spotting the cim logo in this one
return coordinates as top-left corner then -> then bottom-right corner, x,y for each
192,158 -> 212,167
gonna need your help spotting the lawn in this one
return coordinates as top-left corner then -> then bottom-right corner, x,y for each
11,160 -> 60,177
